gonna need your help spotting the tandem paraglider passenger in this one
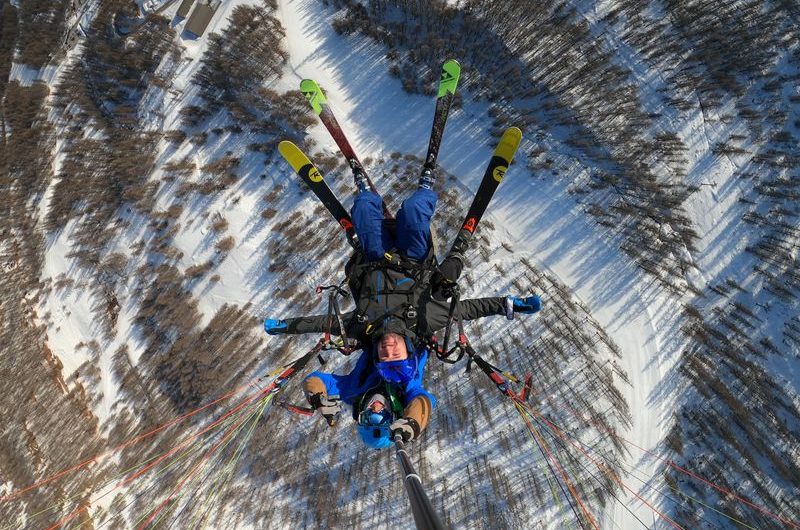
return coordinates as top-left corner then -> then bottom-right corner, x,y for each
264,167 -> 541,448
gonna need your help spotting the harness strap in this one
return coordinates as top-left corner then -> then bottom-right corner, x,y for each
331,288 -> 351,352
383,251 -> 434,272
363,301 -> 418,336
347,245 -> 437,284
440,284 -> 466,354
376,289 -> 417,295
345,244 -> 439,338
317,282 -> 357,357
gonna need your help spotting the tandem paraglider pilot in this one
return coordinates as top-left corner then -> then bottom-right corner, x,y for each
264,171 -> 541,449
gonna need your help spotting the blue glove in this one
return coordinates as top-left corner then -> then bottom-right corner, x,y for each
264,318 -> 288,335
505,295 -> 541,319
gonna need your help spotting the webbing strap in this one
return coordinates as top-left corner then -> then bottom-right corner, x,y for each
363,302 -> 417,336
317,283 -> 356,356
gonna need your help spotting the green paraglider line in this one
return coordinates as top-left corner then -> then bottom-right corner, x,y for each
132,342 -> 327,529
189,395 -> 275,529
4,443 -> 192,529
530,384 -> 799,529
134,395 -> 269,529
515,406 -> 571,528
43,416 -> 229,530
1,376 -> 264,503
514,401 -> 595,530
515,399 -> 684,530
142,396 -> 273,529
100,399 -> 262,530
120,388 -> 275,487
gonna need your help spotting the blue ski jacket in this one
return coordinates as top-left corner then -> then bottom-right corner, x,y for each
304,344 -> 436,410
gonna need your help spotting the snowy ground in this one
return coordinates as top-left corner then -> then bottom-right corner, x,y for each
276,0 -> 686,526
24,0 -> 776,527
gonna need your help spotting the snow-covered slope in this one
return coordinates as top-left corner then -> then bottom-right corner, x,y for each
2,0 -> 799,528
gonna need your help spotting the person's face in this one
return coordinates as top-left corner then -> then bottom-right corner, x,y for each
376,333 -> 409,362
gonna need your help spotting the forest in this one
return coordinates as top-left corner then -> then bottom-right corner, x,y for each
0,0 -> 798,528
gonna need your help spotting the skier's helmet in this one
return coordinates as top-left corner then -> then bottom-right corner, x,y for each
357,394 -> 394,449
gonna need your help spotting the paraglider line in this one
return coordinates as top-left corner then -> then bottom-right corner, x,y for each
534,389 -> 800,529
1,377 -> 262,503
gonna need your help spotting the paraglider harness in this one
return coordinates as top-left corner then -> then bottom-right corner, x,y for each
343,240 -> 443,340
276,236 -> 531,415
345,249 -> 522,400
340,235 -> 481,370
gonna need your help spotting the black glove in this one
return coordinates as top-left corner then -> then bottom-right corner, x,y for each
431,254 -> 463,301
390,417 -> 421,443
308,393 -> 342,427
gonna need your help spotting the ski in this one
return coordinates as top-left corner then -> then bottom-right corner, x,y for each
447,127 -> 523,257
277,140 -> 360,249
422,59 -> 461,172
300,79 -> 393,219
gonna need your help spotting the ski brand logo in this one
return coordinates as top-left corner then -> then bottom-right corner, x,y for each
300,79 -> 327,115
308,168 -> 323,182
340,219 -> 354,230
492,165 -> 508,183
303,91 -> 323,114
463,217 -> 477,232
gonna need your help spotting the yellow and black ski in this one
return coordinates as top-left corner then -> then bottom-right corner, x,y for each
278,140 -> 360,249
447,127 -> 523,257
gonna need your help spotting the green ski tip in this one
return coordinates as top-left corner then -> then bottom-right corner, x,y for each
437,59 -> 461,98
300,79 -> 327,115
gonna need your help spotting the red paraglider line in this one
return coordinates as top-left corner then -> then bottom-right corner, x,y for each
532,389 -> 800,530
2,378 -> 262,503
518,398 -> 684,530
120,387 -> 269,486
134,397 -> 262,530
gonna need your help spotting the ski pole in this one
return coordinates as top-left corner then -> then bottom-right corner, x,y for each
393,436 -> 446,530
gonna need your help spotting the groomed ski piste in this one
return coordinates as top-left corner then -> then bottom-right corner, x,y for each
3,0 -> 799,529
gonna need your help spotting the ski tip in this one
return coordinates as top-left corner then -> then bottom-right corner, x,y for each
277,140 -> 296,156
504,126 -> 523,142
278,141 -> 324,182
278,140 -> 311,172
498,127 -> 523,158
490,128 -> 523,182
299,78 -> 320,92
438,59 -> 461,98
299,79 -> 326,115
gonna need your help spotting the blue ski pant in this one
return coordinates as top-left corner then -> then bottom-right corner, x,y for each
351,189 -> 437,262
